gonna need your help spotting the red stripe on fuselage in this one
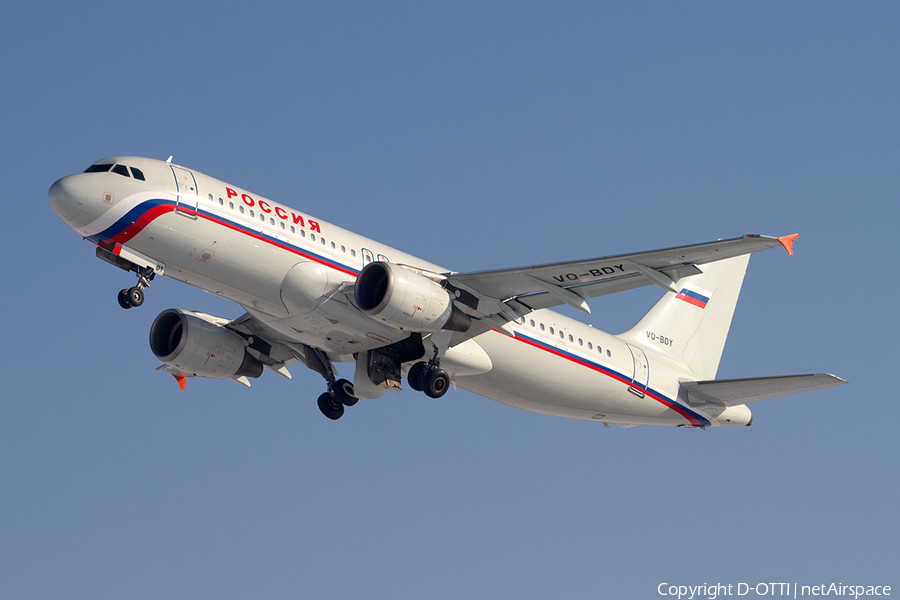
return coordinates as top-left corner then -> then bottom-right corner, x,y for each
103,199 -> 704,425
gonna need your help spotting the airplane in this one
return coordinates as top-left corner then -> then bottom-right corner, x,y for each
48,156 -> 846,427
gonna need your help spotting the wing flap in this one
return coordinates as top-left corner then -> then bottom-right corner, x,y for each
681,374 -> 847,407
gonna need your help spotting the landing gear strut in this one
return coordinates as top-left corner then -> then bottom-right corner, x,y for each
117,266 -> 155,309
303,345 -> 358,420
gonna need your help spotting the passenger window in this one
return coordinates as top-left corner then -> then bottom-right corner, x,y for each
351,249 -> 356,257
271,218 -> 275,226
111,164 -> 130,177
240,206 -> 244,213
218,198 -> 224,205
530,319 -> 535,327
569,334 -> 574,342
331,241 -> 336,249
549,327 -> 554,334
588,342 -> 593,350
578,338 -> 583,346
229,202 -> 234,209
560,331 -> 565,339
208,194 -> 214,202
607,349 -> 611,357
280,222 -> 285,230
540,324 -> 545,331
301,230 -> 306,238
321,238 -> 326,245
250,210 -> 255,218
341,245 -> 346,253
131,167 -> 146,180
310,234 -> 315,241
290,226 -> 295,233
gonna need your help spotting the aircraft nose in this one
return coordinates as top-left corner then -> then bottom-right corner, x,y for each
48,174 -> 88,225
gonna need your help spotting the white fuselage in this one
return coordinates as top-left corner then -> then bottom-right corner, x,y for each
49,156 -> 751,428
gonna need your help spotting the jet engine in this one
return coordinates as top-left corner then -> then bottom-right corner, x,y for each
149,309 -> 264,380
354,262 -> 471,333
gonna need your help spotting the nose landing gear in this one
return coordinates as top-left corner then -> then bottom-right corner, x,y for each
117,266 -> 155,309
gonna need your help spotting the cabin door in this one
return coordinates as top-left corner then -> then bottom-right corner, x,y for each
171,165 -> 199,218
626,344 -> 649,398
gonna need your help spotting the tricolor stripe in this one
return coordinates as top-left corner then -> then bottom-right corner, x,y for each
86,196 -> 360,278
508,331 -> 711,427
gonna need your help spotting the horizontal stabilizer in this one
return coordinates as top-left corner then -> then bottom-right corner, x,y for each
681,374 -> 847,407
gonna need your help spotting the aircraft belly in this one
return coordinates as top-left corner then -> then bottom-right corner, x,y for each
457,330 -> 686,425
137,213 -> 297,316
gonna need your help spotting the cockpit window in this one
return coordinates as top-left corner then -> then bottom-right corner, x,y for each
130,167 -> 145,181
84,164 -> 113,173
111,164 -> 130,177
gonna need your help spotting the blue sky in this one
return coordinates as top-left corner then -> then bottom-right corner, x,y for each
1,2 -> 897,598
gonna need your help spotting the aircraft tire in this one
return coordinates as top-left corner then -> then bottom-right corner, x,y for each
117,289 -> 133,309
128,287 -> 144,307
407,362 -> 427,392
317,392 -> 345,420
424,368 -> 450,399
333,379 -> 358,406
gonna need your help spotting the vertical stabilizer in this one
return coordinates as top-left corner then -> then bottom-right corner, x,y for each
617,254 -> 750,380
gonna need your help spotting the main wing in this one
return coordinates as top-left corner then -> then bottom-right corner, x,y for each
442,234 -> 797,336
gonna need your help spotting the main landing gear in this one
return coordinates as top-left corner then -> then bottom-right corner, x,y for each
317,378 -> 358,421
117,266 -> 155,309
406,360 -> 450,399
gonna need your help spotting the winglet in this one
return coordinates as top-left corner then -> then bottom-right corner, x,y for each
173,374 -> 186,390
777,234 -> 800,257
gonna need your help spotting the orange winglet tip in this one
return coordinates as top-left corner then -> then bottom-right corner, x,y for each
173,374 -> 186,390
777,233 -> 800,257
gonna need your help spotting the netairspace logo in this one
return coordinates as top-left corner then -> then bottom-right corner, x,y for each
657,583 -> 892,600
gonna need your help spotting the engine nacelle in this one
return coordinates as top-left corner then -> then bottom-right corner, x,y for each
354,262 -> 471,333
149,309 -> 264,380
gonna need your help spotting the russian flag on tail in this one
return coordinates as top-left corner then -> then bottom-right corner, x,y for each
675,287 -> 710,309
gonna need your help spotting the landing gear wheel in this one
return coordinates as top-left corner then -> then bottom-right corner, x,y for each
407,362 -> 427,392
424,368 -> 450,399
127,287 -> 144,307
317,392 -> 345,420
333,379 -> 358,406
117,289 -> 133,309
